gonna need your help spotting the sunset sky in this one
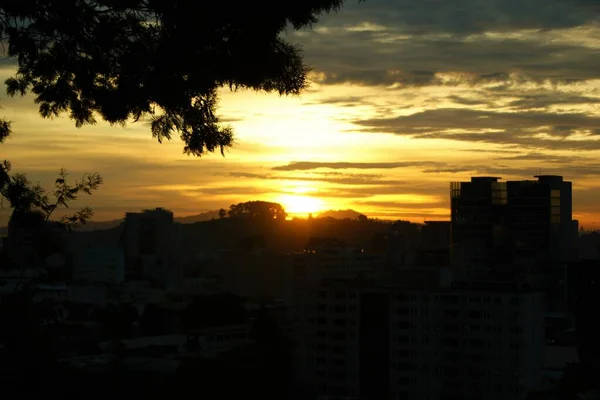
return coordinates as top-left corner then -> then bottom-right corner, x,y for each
2,0 -> 600,227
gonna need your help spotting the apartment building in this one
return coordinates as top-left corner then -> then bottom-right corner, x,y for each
294,278 -> 545,400
287,243 -> 388,380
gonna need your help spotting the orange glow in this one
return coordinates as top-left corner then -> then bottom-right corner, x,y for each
278,194 -> 326,217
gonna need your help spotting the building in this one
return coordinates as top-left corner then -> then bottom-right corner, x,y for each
450,175 -> 575,285
385,221 -> 451,270
286,243 -> 387,327
123,208 -> 181,287
507,175 -> 575,270
73,245 -> 125,284
419,221 -> 451,267
450,176 -> 509,279
293,277 -> 545,400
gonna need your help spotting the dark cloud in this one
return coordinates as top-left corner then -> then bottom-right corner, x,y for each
228,172 -> 268,179
272,161 -> 443,171
354,108 -> 600,151
446,95 -> 490,106
228,170 -> 408,186
304,95 -> 371,108
459,148 -> 522,154
494,152 -> 585,162
285,0 -> 600,88
325,0 -> 598,35
421,163 -> 600,178
505,94 -> 600,110
354,200 -> 447,210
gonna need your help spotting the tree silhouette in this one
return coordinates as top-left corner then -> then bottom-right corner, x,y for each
0,0 -> 362,156
0,125 -> 102,269
218,208 -> 227,219
227,200 -> 287,221
1,167 -> 103,231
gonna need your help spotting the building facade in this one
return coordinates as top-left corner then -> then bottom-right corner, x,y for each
123,208 -> 181,287
451,175 -> 575,285
293,278 -> 545,400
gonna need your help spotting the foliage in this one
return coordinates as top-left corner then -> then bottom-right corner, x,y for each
0,117 -> 10,144
0,0 -> 361,156
227,200 -> 287,220
1,167 -> 103,230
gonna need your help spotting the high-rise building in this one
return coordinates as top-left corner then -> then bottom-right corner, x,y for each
450,175 -> 575,283
450,177 -> 509,279
507,175 -> 574,270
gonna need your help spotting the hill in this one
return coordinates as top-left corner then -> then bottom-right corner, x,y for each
316,209 -> 365,220
72,210 -> 222,232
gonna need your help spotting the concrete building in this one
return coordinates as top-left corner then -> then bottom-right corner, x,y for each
123,208 -> 182,287
293,277 -> 545,400
73,246 -> 125,284
386,220 -> 451,270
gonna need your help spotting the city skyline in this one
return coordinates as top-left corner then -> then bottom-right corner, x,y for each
2,0 -> 600,226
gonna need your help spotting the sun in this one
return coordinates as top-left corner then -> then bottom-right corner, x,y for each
278,194 -> 325,217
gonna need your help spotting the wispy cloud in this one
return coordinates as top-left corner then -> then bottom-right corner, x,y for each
272,161 -> 444,171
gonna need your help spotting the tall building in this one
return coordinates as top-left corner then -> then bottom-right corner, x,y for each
123,208 -> 181,287
450,177 -> 508,279
507,175 -> 574,271
450,175 -> 575,283
286,242 -> 388,374
293,277 -> 545,400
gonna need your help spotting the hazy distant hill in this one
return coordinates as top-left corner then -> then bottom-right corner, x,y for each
317,209 -> 365,220
73,210 -> 221,232
1,209 -> 365,232
2,209 -> 391,254
177,215 -> 392,254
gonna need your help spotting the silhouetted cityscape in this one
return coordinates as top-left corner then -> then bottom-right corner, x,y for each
1,175 -> 598,399
2,1 -> 600,398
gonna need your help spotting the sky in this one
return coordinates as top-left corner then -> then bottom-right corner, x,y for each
2,0 -> 600,227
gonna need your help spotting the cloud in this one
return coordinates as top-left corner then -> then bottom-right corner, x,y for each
353,108 -> 600,151
421,163 -> 600,178
271,160 -> 443,171
284,0 -> 600,89
494,152 -> 584,162
505,93 -> 600,110
321,0 -> 599,36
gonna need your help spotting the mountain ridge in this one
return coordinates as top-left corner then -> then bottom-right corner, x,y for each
0,208 -> 367,233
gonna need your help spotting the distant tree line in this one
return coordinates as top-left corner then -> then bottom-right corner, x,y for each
219,200 -> 287,221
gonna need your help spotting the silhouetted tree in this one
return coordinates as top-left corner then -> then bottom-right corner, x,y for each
0,1 -> 362,156
0,126 -> 103,270
227,200 -> 287,221
218,208 -> 227,219
1,168 -> 102,229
